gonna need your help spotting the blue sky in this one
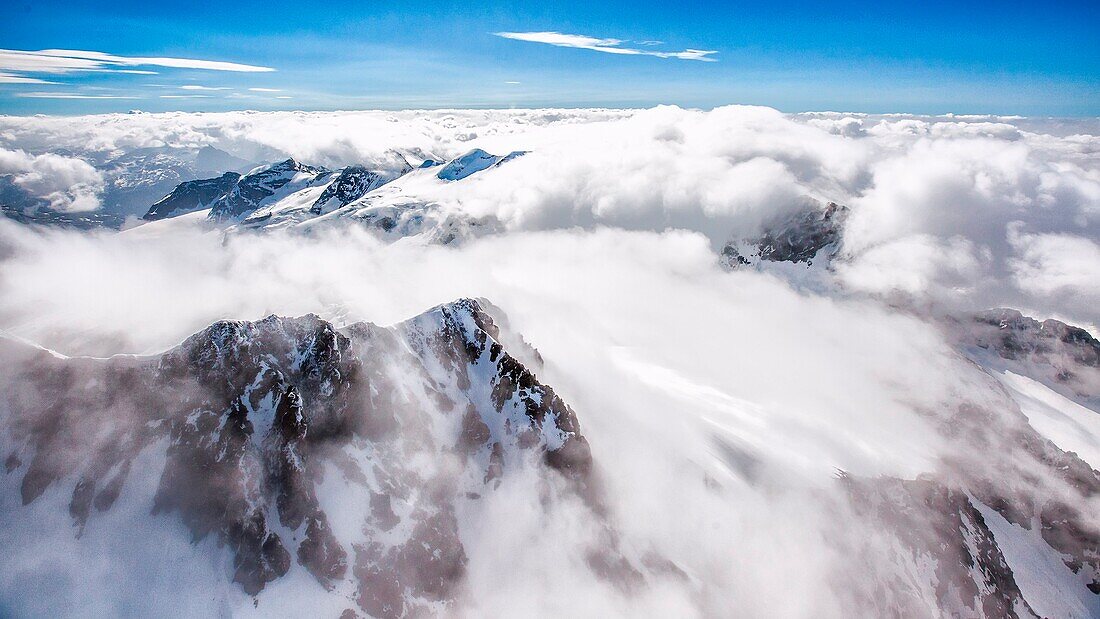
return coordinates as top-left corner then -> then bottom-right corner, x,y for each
0,0 -> 1097,115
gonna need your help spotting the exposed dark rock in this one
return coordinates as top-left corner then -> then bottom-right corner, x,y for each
208,159 -> 328,219
723,201 -> 849,267
950,308 -> 1100,405
309,164 -> 409,215
0,298 -> 603,613
143,172 -> 240,220
843,475 -> 1039,619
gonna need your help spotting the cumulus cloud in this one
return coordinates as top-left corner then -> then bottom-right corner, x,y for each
832,234 -> 990,301
0,148 -> 103,211
494,32 -> 718,61
1007,225 -> 1100,320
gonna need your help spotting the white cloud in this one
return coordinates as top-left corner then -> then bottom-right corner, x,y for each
0,147 -> 103,211
179,85 -> 228,91
0,221 -> 1070,616
247,87 -> 282,92
0,72 -> 57,84
1007,225 -> 1100,319
833,234 -> 989,300
0,106 -> 1096,326
13,92 -> 139,99
494,31 -> 718,62
0,48 -> 273,84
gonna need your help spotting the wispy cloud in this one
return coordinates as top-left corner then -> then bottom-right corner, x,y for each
248,87 -> 282,92
494,31 -> 717,62
0,72 -> 58,84
179,85 -> 229,91
0,48 -> 274,85
160,94 -> 211,99
14,92 -> 139,99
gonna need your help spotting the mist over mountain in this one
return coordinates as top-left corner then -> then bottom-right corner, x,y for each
0,107 -> 1098,618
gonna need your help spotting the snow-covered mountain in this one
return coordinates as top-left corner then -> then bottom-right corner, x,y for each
2,297 -> 1098,617
309,164 -> 410,216
722,201 -> 849,268
1,108 -> 1098,618
137,148 -> 522,240
209,159 -> 331,220
434,148 -> 524,181
0,299 -> 623,617
950,309 -> 1100,409
143,172 -> 242,221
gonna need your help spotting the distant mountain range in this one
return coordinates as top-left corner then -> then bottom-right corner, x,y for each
135,148 -> 525,244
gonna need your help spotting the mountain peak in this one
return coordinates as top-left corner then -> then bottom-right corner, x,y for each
2,298 -> 597,609
142,171 -> 241,220
309,164 -> 399,215
436,149 -> 525,181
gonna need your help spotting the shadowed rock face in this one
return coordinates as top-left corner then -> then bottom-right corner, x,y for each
837,390 -> 1100,617
843,475 -> 1039,619
143,171 -> 241,221
836,391 -> 1100,615
0,299 -> 594,614
952,308 -> 1100,406
827,305 -> 1100,618
723,202 -> 849,267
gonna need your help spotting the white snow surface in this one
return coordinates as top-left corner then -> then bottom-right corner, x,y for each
999,370 -> 1100,469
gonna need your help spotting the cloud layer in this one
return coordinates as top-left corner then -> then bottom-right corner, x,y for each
0,106 -> 1096,327
0,107 -> 1098,615
0,221 -> 1083,616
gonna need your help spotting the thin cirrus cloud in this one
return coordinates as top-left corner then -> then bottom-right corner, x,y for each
179,85 -> 229,91
0,72 -> 58,84
0,48 -> 275,84
494,31 -> 717,62
14,92 -> 139,99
